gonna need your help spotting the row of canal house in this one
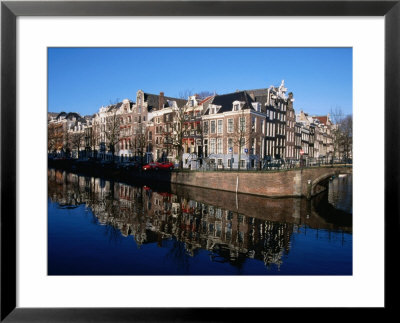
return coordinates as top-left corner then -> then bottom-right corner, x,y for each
48,80 -> 336,167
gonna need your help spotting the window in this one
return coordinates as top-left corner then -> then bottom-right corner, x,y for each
217,120 -> 223,134
239,117 -> 245,132
252,117 -> 256,132
203,121 -> 209,134
227,119 -> 233,133
217,138 -> 222,154
215,223 -> 222,237
210,138 -> 216,154
233,104 -> 239,111
211,120 -> 216,134
217,159 -> 222,166
261,119 -> 265,134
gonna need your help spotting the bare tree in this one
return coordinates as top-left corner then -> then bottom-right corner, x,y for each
197,91 -> 214,100
48,123 -> 58,154
171,104 -> 191,169
231,110 -> 253,170
47,122 -> 67,156
105,109 -> 121,162
71,132 -> 85,159
329,107 -> 345,159
130,123 -> 148,164
339,114 -> 353,161
178,89 -> 193,100
88,122 -> 100,158
63,129 -> 71,157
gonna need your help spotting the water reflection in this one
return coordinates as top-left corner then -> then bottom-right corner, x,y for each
328,174 -> 352,213
48,169 -> 352,274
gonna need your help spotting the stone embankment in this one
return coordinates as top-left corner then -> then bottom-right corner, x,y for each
48,159 -> 352,198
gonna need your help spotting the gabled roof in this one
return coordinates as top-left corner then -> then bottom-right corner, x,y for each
56,111 -> 67,119
245,88 -> 270,112
107,102 -> 123,112
56,111 -> 83,120
314,116 -> 328,125
204,91 -> 255,115
245,88 -> 268,98
144,93 -> 186,111
199,95 -> 214,106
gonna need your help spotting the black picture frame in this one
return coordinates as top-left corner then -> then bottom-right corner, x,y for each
1,0 -> 398,321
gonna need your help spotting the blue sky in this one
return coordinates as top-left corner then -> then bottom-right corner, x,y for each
48,48 -> 352,117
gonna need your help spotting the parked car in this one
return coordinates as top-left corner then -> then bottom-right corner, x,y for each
142,162 -> 159,171
157,161 -> 174,170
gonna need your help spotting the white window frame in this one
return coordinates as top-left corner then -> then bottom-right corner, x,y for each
239,117 -> 246,133
217,119 -> 223,134
227,118 -> 233,133
217,138 -> 222,154
210,120 -> 216,134
210,138 -> 216,154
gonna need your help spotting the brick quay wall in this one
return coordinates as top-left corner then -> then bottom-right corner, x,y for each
167,167 -> 352,198
49,159 -> 351,198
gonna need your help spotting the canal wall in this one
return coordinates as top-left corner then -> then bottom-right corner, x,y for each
49,160 -> 352,198
168,167 -> 352,198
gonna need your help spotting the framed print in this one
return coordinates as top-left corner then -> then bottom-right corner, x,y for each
1,0 -> 399,321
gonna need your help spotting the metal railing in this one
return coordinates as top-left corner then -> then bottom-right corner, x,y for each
191,156 -> 352,172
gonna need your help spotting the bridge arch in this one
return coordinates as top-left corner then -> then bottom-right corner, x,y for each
309,168 -> 352,197
311,172 -> 336,196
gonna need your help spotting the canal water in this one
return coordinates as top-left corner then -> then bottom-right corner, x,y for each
48,169 -> 352,275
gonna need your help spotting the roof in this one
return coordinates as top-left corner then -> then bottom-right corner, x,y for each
144,93 -> 186,111
107,102 -> 123,112
245,88 -> 270,111
56,111 -> 83,121
205,91 -> 255,115
245,88 -> 268,98
314,116 -> 328,125
199,95 -> 214,105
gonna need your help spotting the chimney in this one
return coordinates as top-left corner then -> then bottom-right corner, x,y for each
159,92 -> 164,110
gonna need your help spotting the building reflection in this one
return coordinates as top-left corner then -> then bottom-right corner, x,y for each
48,169 -> 351,269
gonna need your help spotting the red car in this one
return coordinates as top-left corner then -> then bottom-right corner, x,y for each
157,161 -> 175,170
142,161 -> 175,171
142,162 -> 159,171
